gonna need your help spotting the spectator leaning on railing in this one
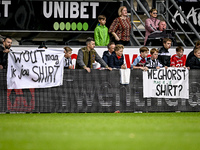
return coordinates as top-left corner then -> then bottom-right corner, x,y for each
0,37 -> 12,69
170,46 -> 188,69
145,48 -> 163,69
102,42 -> 115,65
75,37 -> 112,73
187,48 -> 200,69
131,46 -> 149,71
186,40 -> 200,67
108,44 -> 126,69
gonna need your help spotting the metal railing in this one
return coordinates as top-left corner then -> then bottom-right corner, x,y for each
124,0 -> 200,46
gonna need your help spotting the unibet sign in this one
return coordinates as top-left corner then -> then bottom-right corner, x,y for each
43,2 -> 99,19
0,1 -> 120,31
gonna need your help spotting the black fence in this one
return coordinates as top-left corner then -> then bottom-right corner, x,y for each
0,69 -> 200,113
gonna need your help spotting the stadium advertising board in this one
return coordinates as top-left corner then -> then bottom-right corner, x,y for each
143,68 -> 189,99
7,48 -> 64,89
7,89 -> 35,112
170,1 -> 200,32
0,0 -> 120,31
0,68 -> 200,112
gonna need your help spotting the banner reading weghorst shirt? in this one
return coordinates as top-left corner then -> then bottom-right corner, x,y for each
7,48 -> 64,89
143,68 -> 189,99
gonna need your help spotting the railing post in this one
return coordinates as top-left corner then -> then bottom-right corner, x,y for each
130,0 -> 134,45
135,0 -> 150,18
166,0 -> 169,25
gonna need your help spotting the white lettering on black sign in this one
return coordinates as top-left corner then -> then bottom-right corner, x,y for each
172,6 -> 200,26
0,0 -> 11,17
43,1 -> 99,19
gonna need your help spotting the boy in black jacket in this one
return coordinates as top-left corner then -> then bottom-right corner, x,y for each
188,48 -> 200,69
186,40 -> 200,67
158,38 -> 172,68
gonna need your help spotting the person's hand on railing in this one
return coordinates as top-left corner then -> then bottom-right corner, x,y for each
121,64 -> 126,69
106,67 -> 112,71
83,66 -> 91,73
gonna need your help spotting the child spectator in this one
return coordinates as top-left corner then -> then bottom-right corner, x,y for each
64,46 -> 73,69
186,40 -> 200,67
158,38 -> 172,68
187,48 -> 200,69
146,48 -> 163,69
170,46 -> 187,68
131,46 -> 149,70
108,44 -> 126,69
94,15 -> 110,46
102,42 -> 115,65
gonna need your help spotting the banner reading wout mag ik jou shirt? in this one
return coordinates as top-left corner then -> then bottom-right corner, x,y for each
143,68 -> 189,99
7,48 -> 64,89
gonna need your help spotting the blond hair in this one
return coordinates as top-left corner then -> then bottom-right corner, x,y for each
118,6 -> 126,17
194,48 -> 200,54
114,44 -> 124,52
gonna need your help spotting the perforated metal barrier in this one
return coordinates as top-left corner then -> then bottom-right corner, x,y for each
0,69 -> 200,113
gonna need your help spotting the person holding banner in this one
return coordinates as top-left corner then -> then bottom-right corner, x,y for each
75,37 -> 112,73
158,38 -> 172,68
146,48 -> 163,69
170,46 -> 188,69
131,46 -> 149,70
64,46 -> 73,69
0,37 -> 12,69
108,44 -> 126,69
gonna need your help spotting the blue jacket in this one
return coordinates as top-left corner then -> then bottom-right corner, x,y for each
108,52 -> 124,68
131,55 -> 147,69
102,50 -> 114,65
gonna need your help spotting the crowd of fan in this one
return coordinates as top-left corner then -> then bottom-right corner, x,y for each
67,37 -> 199,72
1,36 -> 200,73
0,6 -> 199,72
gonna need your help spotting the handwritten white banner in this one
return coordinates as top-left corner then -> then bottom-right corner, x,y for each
143,68 -> 189,99
7,48 -> 64,89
